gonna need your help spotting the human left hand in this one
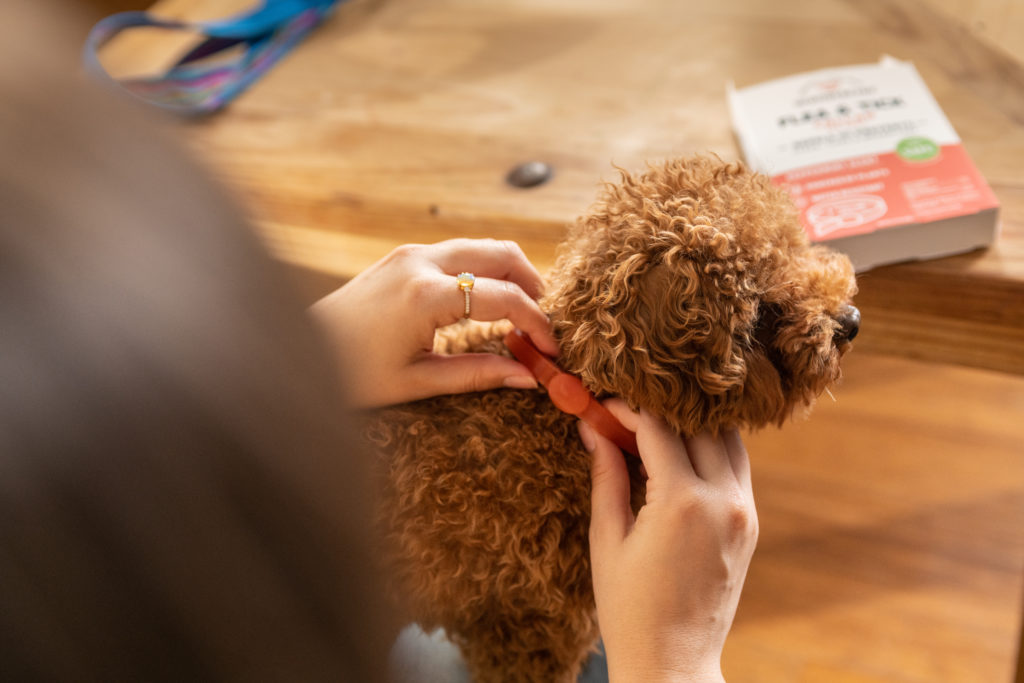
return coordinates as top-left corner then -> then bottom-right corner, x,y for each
310,239 -> 559,409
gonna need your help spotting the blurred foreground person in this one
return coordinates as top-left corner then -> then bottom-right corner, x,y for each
0,4 -> 392,681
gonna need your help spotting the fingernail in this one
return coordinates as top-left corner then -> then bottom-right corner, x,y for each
578,421 -> 596,452
503,375 -> 538,390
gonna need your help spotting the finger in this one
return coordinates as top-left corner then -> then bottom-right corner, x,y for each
427,239 -> 547,300
583,422 -> 633,548
601,398 -> 641,432
684,431 -> 734,483
406,353 -> 538,399
627,409 -> 696,483
723,428 -> 752,490
461,276 -> 559,356
404,272 -> 558,358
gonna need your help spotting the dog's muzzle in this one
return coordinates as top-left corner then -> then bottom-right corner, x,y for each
834,304 -> 861,343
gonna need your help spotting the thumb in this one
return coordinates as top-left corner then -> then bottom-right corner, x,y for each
411,353 -> 538,397
583,422 -> 633,550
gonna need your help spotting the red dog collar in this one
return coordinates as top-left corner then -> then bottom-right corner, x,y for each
504,329 -> 639,457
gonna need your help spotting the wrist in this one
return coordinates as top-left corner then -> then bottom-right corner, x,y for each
610,667 -> 725,683
607,650 -> 725,683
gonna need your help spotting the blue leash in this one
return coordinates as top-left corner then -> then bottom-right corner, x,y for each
83,0 -> 342,116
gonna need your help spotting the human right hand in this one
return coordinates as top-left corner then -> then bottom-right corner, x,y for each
582,404 -> 758,683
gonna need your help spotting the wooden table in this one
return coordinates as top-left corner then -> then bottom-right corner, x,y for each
101,0 -> 1024,373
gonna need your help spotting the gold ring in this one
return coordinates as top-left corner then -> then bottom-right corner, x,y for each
455,272 -> 475,318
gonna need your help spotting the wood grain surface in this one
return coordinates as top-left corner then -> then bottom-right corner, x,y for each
918,0 -> 1024,66
97,0 -> 1024,374
731,351 -> 1024,682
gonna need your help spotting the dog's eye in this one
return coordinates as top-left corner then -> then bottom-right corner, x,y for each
833,304 -> 860,343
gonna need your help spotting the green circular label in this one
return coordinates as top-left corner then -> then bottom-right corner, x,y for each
896,137 -> 940,161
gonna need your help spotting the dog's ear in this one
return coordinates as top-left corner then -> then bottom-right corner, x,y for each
553,257 -> 767,435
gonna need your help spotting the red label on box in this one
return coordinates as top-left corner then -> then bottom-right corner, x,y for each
773,144 -> 1000,241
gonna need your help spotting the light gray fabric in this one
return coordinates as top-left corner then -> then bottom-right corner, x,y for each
389,625 -> 471,683
388,624 -> 609,683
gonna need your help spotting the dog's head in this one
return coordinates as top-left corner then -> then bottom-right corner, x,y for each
543,156 -> 858,435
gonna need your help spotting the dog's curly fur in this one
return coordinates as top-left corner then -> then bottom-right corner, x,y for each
365,156 -> 858,682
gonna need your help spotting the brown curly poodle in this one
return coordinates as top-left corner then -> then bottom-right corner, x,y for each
365,156 -> 859,683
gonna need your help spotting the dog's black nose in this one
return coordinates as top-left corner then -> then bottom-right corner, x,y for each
834,304 -> 860,343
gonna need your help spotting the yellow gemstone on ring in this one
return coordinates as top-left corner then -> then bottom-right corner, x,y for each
456,272 -> 475,317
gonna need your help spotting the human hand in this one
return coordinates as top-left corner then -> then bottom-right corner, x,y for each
310,239 -> 559,409
582,404 -> 758,683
